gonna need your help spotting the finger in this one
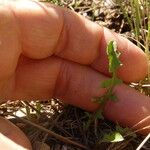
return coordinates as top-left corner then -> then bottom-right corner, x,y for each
0,117 -> 32,150
104,85 -> 150,134
5,56 -> 150,134
8,0 -> 148,82
8,56 -> 105,111
0,5 -> 21,90
91,28 -> 149,82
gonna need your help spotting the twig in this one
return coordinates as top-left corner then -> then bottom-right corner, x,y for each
136,133 -> 150,150
9,114 -> 89,150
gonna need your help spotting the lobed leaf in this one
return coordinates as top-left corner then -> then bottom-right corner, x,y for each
107,41 -> 122,72
102,132 -> 124,143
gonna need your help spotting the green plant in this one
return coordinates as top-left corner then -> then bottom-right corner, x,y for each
84,41 -> 137,144
101,131 -> 124,143
84,41 -> 123,130
99,125 -> 137,143
95,41 -> 123,104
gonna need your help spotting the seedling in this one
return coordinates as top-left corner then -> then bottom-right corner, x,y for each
100,125 -> 137,143
84,41 -> 123,130
95,40 -> 123,104
101,131 -> 124,143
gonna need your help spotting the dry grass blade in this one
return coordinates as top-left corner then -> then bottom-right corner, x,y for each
21,101 -> 41,115
9,114 -> 89,150
131,115 -> 150,129
124,125 -> 150,138
136,133 -> 150,150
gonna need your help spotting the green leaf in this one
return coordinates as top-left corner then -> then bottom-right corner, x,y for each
107,41 -> 122,73
113,78 -> 123,86
90,41 -> 123,127
101,79 -> 112,88
103,132 -> 124,143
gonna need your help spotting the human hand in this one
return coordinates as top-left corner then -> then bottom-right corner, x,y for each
0,0 -> 149,149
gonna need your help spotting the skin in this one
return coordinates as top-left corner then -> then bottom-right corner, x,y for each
0,117 -> 32,150
0,0 -> 149,149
